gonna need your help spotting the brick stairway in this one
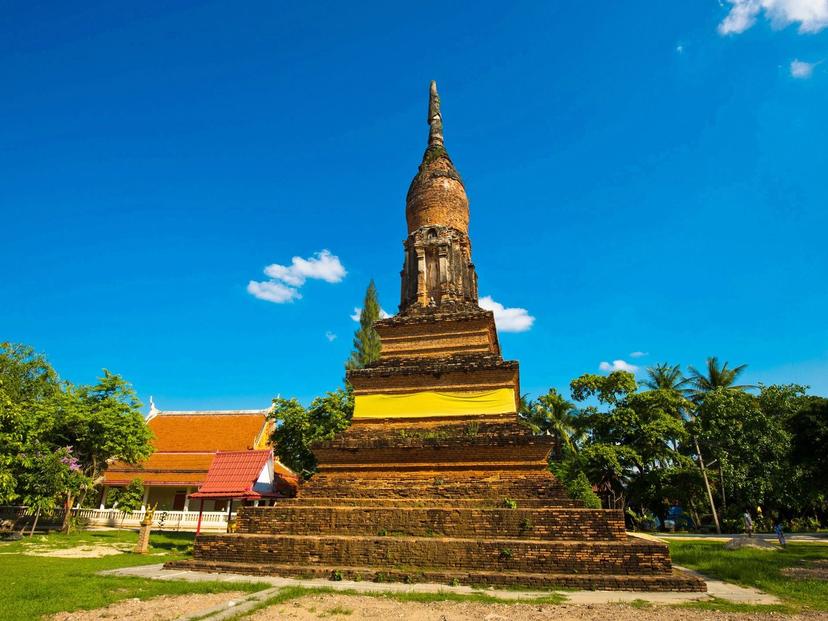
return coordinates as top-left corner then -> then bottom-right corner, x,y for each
168,417 -> 706,592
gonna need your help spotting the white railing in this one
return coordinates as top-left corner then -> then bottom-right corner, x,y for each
72,508 -> 233,531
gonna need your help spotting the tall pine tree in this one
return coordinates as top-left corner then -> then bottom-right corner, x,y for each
346,280 -> 382,370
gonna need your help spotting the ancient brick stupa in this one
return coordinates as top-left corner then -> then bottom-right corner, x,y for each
170,82 -> 705,591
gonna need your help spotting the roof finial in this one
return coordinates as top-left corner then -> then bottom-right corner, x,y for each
147,396 -> 159,420
428,80 -> 444,147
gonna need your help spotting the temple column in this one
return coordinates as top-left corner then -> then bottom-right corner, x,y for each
140,486 -> 150,511
415,245 -> 427,306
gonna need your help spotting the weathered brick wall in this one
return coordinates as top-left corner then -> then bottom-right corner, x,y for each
300,470 -> 574,501
273,497 -> 577,508
166,559 -> 705,592
173,402 -> 705,593
406,168 -> 469,235
193,534 -> 671,575
236,506 -> 626,540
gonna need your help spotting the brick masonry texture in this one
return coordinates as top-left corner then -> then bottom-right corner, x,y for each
191,534 -> 672,575
237,506 -> 627,540
165,559 -> 705,592
176,417 -> 705,592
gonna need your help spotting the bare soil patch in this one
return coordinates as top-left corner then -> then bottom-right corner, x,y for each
48,591 -> 245,621
782,559 -> 828,581
24,543 -> 133,558
250,594 -> 828,621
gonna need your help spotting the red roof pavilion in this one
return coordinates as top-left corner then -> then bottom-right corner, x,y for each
190,450 -> 279,500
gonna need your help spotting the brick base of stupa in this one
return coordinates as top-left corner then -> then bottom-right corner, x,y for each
168,416 -> 705,592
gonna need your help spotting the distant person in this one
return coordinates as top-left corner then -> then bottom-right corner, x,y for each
742,510 -> 754,537
774,522 -> 787,547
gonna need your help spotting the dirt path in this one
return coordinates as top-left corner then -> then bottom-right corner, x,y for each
249,594 -> 828,621
49,591 -> 246,621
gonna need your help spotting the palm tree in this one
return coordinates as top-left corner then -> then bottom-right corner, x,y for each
520,389 -> 580,455
686,357 -> 754,401
686,357 -> 754,522
641,363 -> 690,395
643,362 -> 723,533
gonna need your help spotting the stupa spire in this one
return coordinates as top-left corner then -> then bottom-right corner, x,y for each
428,80 -> 444,147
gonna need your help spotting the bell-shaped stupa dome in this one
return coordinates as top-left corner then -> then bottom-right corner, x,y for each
405,81 -> 469,235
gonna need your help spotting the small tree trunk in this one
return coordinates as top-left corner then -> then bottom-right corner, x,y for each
29,507 -> 41,537
694,436 -> 721,534
688,500 -> 701,530
61,493 -> 74,534
718,463 -> 727,515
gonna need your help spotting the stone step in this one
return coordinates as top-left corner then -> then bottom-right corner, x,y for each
301,472 -> 572,501
236,505 -> 626,540
276,497 -> 584,508
165,559 -> 706,592
192,533 -> 671,575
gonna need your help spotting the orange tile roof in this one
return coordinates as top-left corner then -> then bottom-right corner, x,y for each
102,410 -> 278,487
148,412 -> 271,452
104,452 -> 216,486
190,450 -> 272,499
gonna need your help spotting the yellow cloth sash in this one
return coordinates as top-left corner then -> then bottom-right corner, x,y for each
353,388 -> 516,419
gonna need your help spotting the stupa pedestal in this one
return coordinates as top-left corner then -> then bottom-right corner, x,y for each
168,82 -> 704,592
170,411 -> 702,590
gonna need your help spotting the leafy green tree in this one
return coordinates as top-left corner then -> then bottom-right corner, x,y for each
0,342 -> 60,404
693,385 -> 797,520
570,371 -> 637,405
0,343 -> 61,502
110,478 -> 145,512
346,280 -> 383,370
788,396 -> 828,508
18,446 -> 87,535
47,371 -> 153,515
570,372 -> 690,523
270,387 -> 354,476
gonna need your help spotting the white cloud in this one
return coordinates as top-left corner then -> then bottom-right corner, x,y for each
599,359 -> 640,374
790,59 -> 816,77
263,249 -> 346,286
351,306 -> 392,321
246,280 -> 301,303
248,249 -> 346,304
325,331 -> 337,342
629,351 -> 649,358
718,0 -> 828,35
478,296 -> 535,333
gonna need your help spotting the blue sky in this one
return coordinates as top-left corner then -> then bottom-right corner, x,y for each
2,1 -> 827,411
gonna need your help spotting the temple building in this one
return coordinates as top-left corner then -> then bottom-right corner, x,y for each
170,82 -> 705,592
102,405 -> 295,511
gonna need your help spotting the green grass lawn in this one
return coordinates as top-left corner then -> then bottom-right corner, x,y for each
668,540 -> 828,613
4,530 -> 827,620
0,530 -> 268,621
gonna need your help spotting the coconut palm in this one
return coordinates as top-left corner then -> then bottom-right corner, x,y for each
641,363 -> 690,395
686,357 -> 754,401
521,389 -> 580,455
642,361 -> 725,532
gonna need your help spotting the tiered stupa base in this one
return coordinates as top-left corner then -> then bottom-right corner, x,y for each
169,416 -> 705,592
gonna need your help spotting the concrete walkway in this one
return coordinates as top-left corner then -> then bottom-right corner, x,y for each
103,563 -> 780,618
657,532 -> 828,543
